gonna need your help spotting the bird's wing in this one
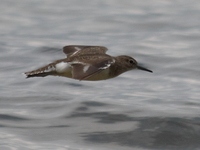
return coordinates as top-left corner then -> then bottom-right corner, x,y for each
70,56 -> 115,80
63,45 -> 108,57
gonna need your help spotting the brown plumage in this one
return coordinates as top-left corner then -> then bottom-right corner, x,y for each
25,45 -> 152,81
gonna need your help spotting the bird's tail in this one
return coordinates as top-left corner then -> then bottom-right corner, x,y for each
24,63 -> 56,78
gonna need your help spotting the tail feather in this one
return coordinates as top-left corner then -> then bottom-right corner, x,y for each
25,72 -> 52,78
25,64 -> 56,78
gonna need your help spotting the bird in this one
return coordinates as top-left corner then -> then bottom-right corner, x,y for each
25,45 -> 152,81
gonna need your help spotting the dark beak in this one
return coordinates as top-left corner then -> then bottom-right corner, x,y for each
137,65 -> 153,73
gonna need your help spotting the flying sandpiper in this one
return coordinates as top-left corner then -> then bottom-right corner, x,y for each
25,45 -> 152,81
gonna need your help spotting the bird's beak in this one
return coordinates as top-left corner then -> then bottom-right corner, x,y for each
137,65 -> 153,73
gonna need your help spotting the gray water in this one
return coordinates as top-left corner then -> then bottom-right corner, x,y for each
1,0 -> 200,150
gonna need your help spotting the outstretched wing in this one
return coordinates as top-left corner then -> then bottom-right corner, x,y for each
70,56 -> 115,80
63,45 -> 108,57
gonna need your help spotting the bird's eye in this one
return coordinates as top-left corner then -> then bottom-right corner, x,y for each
129,59 -> 134,64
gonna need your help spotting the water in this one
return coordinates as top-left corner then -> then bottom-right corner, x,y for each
1,0 -> 200,150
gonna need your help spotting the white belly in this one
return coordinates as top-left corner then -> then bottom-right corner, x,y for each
55,62 -> 72,78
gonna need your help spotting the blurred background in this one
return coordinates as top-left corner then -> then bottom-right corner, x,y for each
1,0 -> 200,150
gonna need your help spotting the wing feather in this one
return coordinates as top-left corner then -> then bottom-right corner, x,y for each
63,45 -> 108,57
71,58 -> 114,80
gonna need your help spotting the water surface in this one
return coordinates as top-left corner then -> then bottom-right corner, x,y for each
1,0 -> 200,150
